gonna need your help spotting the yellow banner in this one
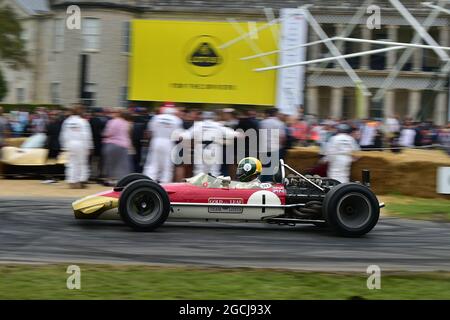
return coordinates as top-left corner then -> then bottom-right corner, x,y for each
129,20 -> 278,105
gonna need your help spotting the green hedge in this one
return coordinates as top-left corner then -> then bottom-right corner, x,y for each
0,104 -> 62,113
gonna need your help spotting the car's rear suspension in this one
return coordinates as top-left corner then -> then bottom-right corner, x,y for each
264,217 -> 326,225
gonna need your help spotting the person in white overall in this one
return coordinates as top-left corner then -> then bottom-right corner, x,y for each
324,124 -> 360,183
184,111 -> 237,177
144,107 -> 183,183
59,104 -> 93,188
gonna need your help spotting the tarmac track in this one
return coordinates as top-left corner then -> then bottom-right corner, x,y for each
0,198 -> 449,271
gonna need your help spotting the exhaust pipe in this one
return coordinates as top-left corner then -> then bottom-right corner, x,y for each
361,169 -> 383,208
362,169 -> 371,188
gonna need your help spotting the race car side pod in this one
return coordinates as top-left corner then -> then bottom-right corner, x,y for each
362,169 -> 371,188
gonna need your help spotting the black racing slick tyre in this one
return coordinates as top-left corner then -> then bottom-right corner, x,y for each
323,183 -> 379,237
119,179 -> 170,231
116,173 -> 152,189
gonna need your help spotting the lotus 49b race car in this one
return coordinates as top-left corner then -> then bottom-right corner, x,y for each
73,159 -> 384,237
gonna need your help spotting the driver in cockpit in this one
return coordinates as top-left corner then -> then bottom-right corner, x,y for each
234,157 -> 264,189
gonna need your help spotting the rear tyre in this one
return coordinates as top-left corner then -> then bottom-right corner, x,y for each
116,173 -> 152,189
119,179 -> 170,231
323,183 -> 379,237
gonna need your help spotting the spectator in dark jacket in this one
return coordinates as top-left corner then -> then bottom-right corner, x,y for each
42,110 -> 63,183
414,122 -> 424,146
131,108 -> 150,172
235,110 -> 259,160
0,106 -> 8,149
89,108 -> 108,182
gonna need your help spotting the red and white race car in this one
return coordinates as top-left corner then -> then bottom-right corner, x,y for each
73,160 -> 384,237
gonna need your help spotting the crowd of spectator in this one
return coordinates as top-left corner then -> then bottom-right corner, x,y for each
0,104 -> 449,188
290,114 -> 450,153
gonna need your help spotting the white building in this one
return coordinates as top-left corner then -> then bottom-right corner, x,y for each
0,0 -> 449,124
0,0 -> 51,104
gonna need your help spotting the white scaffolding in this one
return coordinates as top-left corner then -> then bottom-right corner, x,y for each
224,1 -> 450,121
254,46 -> 407,71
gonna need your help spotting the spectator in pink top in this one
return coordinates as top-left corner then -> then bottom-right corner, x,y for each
102,109 -> 132,186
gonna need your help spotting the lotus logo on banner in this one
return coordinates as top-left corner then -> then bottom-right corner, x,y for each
185,35 -> 224,77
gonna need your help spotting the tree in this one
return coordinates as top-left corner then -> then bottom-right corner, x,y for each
0,68 -> 6,101
0,1 -> 28,102
0,1 -> 28,68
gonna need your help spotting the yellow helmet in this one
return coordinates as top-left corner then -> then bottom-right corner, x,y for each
236,157 -> 262,182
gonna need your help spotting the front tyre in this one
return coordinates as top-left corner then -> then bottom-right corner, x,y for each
116,173 -> 152,189
119,179 -> 170,231
323,183 -> 379,237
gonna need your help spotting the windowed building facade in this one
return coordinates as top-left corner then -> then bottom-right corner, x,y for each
1,0 -> 449,125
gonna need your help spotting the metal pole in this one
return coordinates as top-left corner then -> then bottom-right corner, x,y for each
302,7 -> 372,96
226,18 -> 274,67
421,2 -> 450,122
335,37 -> 450,51
390,0 -> 450,123
263,7 -> 279,42
219,6 -> 312,49
241,37 -> 337,61
219,18 -> 281,49
373,0 -> 446,102
255,46 -> 405,71
422,2 -> 450,15
309,0 -> 374,81
389,0 -> 449,61
246,36 -> 450,61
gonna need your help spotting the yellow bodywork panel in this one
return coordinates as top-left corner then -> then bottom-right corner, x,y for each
1,147 -> 66,166
72,195 -> 119,218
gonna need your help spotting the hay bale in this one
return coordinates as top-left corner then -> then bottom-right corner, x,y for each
389,161 -> 447,198
351,155 -> 392,194
286,147 -> 450,199
286,147 -> 320,172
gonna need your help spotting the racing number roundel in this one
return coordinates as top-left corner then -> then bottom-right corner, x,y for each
247,190 -> 281,206
184,35 -> 225,77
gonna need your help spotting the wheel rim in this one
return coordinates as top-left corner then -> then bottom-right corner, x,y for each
126,188 -> 162,224
336,192 -> 372,229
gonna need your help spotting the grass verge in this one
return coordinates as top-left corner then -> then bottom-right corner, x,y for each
0,264 -> 449,300
380,194 -> 450,222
